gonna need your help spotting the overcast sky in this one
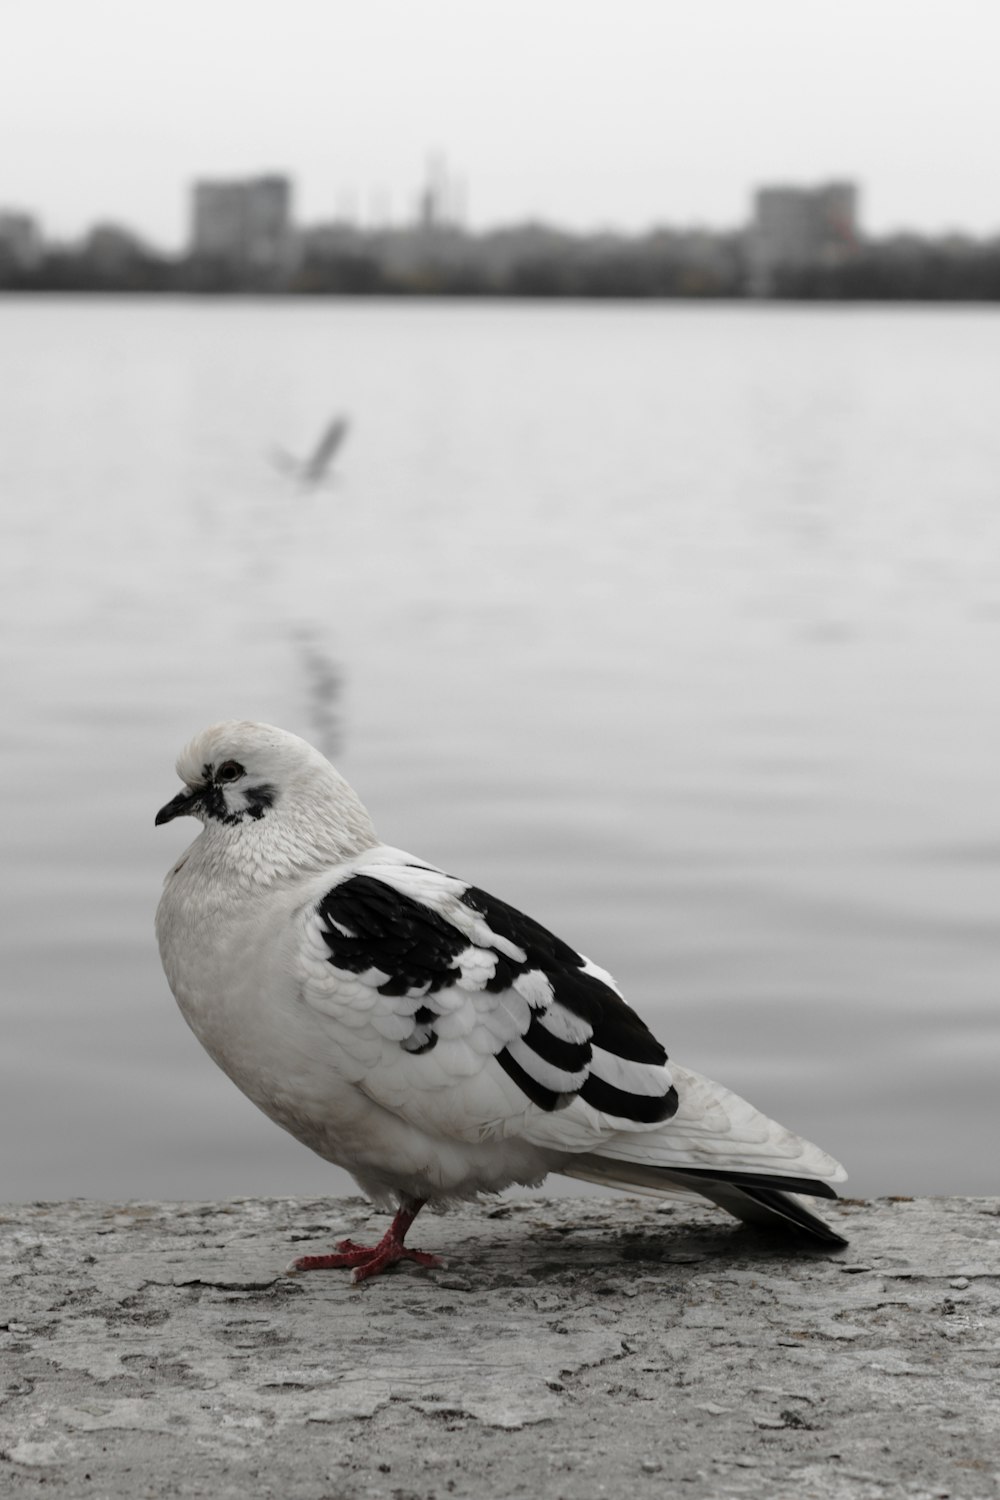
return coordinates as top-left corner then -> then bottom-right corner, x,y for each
1,0 -> 996,249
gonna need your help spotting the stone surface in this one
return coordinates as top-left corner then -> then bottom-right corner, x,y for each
1,1195 -> 998,1497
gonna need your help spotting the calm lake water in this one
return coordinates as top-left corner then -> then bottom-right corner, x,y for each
1,296 -> 998,1205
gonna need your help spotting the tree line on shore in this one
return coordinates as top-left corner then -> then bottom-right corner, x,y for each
3,236 -> 1000,300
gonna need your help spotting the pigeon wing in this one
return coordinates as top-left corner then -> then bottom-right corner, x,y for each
295,853 -> 678,1146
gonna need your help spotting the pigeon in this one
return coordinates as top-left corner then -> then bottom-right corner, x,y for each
155,721 -> 848,1281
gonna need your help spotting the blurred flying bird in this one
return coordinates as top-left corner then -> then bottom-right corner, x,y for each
271,415 -> 350,487
155,721 -> 849,1282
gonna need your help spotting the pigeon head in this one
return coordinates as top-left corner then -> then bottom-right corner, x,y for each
155,721 -> 378,872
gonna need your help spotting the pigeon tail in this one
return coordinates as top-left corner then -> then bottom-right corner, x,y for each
562,1154 -> 849,1247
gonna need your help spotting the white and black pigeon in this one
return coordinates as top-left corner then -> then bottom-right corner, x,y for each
155,721 -> 848,1282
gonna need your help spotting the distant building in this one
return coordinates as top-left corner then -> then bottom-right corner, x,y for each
190,175 -> 294,274
352,157 -> 470,285
0,210 -> 42,271
298,221 -> 369,259
416,154 -> 465,232
749,181 -> 859,293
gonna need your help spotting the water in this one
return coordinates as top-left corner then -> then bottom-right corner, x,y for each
1,296 -> 998,1205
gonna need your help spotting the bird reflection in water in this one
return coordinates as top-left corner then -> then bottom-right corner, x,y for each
293,623 -> 344,760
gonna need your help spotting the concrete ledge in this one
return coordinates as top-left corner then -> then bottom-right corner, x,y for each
1,1195 -> 998,1498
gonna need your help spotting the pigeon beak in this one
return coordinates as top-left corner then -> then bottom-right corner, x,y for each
155,787 -> 200,826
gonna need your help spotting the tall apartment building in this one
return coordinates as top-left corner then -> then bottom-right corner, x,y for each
749,181 -> 859,293
190,175 -> 293,272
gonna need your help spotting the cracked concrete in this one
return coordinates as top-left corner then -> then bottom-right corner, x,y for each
1,1195 -> 998,1498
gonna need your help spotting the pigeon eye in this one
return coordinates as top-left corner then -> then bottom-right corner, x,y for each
216,760 -> 245,784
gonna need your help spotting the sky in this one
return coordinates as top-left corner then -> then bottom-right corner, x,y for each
0,0 -> 997,250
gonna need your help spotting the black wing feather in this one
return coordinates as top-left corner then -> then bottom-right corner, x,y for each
318,875 -> 467,996
461,886 -> 670,1066
317,873 -> 678,1124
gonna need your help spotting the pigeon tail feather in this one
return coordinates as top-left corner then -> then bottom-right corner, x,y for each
562,1154 -> 848,1247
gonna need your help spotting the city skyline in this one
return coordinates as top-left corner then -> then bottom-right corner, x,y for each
8,166 -> 1000,266
1,0 -> 998,250
8,167 -> 1000,303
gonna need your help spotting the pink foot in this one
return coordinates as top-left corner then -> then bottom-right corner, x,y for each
289,1202 -> 442,1283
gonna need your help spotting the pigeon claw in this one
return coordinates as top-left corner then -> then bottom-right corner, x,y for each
290,1237 -> 443,1282
288,1201 -> 442,1282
